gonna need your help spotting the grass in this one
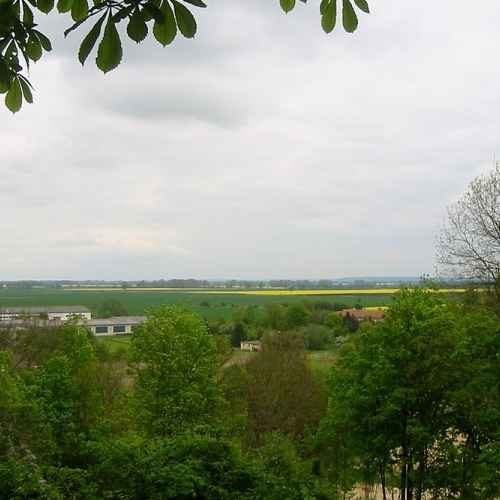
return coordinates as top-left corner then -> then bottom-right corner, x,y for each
96,335 -> 132,354
307,351 -> 337,375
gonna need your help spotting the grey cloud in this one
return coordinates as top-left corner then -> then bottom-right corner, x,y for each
2,0 -> 500,279
93,74 -> 250,127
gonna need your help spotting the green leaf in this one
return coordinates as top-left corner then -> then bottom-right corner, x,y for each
321,0 -> 336,33
71,0 -> 88,22
64,18 -> 86,37
78,13 -> 105,65
23,2 -> 34,25
280,0 -> 295,14
5,77 -> 22,113
112,4 -> 133,22
319,0 -> 329,15
172,0 -> 196,38
342,0 -> 358,32
96,15 -> 122,72
26,33 -> 42,61
37,0 -> 54,13
19,76 -> 33,103
142,2 -> 162,22
0,61 -> 10,93
33,29 -> 52,51
353,0 -> 369,13
127,9 -> 148,43
153,0 -> 176,46
181,0 -> 205,7
57,0 -> 72,12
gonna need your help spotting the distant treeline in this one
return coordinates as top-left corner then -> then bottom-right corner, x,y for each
0,277 -> 474,289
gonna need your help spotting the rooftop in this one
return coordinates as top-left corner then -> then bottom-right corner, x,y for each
87,316 -> 146,326
338,308 -> 385,320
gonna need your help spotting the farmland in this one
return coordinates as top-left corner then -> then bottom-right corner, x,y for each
0,286 -> 402,319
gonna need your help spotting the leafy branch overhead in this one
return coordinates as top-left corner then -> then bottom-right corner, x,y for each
0,0 -> 369,112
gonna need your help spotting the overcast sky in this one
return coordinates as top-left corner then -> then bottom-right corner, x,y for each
1,0 -> 499,280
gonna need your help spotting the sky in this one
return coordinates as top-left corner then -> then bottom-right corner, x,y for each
2,0 -> 500,280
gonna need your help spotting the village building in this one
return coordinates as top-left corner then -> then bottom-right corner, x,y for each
337,308 -> 385,322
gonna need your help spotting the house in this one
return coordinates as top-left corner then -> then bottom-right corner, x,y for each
0,306 -> 91,321
0,318 -> 65,330
240,340 -> 262,352
87,316 -> 146,336
337,308 -> 385,322
0,313 -> 146,336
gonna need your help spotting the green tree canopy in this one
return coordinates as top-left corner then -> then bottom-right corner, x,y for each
130,306 -> 224,436
319,288 -> 500,499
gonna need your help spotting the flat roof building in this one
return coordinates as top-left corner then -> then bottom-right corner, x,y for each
87,316 -> 146,336
0,306 -> 91,321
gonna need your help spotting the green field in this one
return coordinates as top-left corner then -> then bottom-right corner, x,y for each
0,287 -> 395,320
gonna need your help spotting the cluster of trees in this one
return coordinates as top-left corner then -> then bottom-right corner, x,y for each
94,298 -> 129,318
0,309 -> 323,498
209,300 -> 357,351
1,286 -> 498,498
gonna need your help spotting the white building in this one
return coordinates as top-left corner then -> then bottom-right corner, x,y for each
240,340 -> 262,352
87,316 -> 146,336
0,306 -> 91,321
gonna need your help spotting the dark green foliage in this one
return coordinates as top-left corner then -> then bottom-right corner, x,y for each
286,303 -> 310,328
130,306 -> 224,436
96,14 -> 122,73
172,0 -> 196,38
127,9 -> 148,43
301,324 -> 334,350
0,292 -> 498,497
280,0 -> 295,15
0,0 -> 370,111
244,332 -> 327,446
341,311 -> 358,332
153,0 -> 177,46
78,12 -> 105,65
321,0 -> 336,33
96,298 -> 128,318
87,433 -> 327,499
319,288 -> 500,499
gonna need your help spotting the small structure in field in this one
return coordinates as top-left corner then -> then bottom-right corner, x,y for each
338,308 -> 385,322
240,340 -> 262,352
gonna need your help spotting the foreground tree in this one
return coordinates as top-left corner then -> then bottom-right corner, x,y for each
130,306 -> 223,436
319,288 -> 500,499
0,0 -> 370,112
244,331 -> 326,446
437,164 -> 500,305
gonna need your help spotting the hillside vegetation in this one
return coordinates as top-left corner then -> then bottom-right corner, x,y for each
0,288 -> 499,499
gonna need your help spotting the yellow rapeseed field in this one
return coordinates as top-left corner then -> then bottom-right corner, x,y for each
68,288 -> 466,296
